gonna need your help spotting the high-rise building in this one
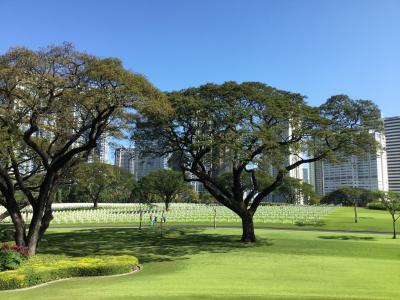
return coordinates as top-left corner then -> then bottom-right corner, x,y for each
384,116 -> 400,192
302,167 -> 310,184
114,147 -> 169,180
311,132 -> 388,195
93,134 -> 110,164
309,160 -> 324,195
114,147 -> 135,174
133,153 -> 169,180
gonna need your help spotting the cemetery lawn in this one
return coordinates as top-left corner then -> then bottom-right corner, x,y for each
261,206 -> 395,232
47,206 -> 397,234
1,226 -> 399,299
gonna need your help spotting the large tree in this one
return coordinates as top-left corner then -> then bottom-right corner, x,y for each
0,44 -> 160,254
133,82 -> 382,242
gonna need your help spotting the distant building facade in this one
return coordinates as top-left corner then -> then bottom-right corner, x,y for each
133,154 -> 169,180
384,117 -> 400,192
302,167 -> 310,184
114,147 -> 169,180
93,134 -> 110,164
114,147 -> 135,174
310,132 -> 389,195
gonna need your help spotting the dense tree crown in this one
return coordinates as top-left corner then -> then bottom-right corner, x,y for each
133,81 -> 382,242
0,44 -> 160,254
131,169 -> 192,211
70,162 -> 135,208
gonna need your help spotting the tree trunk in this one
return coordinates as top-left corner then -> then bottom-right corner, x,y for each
5,200 -> 27,246
26,178 -> 57,255
37,206 -> 53,249
26,207 -> 44,256
392,216 -> 396,239
93,193 -> 100,208
165,197 -> 170,211
9,210 -> 27,246
139,210 -> 143,230
240,212 -> 256,243
354,203 -> 358,223
213,208 -> 217,229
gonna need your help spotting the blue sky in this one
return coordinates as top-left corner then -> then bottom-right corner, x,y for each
1,0 -> 399,117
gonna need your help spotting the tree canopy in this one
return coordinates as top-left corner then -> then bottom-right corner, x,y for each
69,162 -> 135,207
0,43 -> 160,254
131,169 -> 191,211
133,81 -> 382,242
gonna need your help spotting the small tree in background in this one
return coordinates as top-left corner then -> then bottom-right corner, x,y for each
273,177 -> 320,205
142,169 -> 191,211
378,191 -> 400,239
321,187 -> 378,223
72,162 -> 135,208
131,177 -> 157,204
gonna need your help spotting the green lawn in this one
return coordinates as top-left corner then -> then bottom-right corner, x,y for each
46,207 -> 397,234
1,226 -> 399,299
262,206 -> 395,232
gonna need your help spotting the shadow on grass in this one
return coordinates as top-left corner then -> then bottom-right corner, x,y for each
40,226 -> 273,264
318,235 -> 375,241
294,220 -> 326,227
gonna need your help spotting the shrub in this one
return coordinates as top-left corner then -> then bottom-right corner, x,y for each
367,200 -> 386,210
2,244 -> 29,257
0,249 -> 27,271
0,254 -> 138,290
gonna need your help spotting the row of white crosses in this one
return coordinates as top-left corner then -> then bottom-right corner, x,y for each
0,203 -> 337,225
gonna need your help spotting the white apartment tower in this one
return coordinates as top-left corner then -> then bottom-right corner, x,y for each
311,132 -> 388,195
384,117 -> 400,192
94,135 -> 110,164
114,147 -> 135,175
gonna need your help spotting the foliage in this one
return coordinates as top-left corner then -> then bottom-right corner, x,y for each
1,244 -> 29,257
377,191 -> 400,238
131,169 -> 191,210
321,187 -> 378,207
272,177 -> 320,205
133,81 -> 382,242
69,162 -> 135,207
0,43 -> 160,254
0,248 -> 26,271
367,200 -> 386,210
0,254 -> 138,290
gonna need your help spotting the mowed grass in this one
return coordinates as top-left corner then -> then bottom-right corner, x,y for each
1,226 -> 399,300
46,207 -> 397,234
261,207 -> 395,232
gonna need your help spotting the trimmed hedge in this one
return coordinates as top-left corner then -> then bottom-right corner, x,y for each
0,254 -> 138,290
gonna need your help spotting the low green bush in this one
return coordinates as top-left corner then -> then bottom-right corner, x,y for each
0,254 -> 138,290
0,248 -> 27,271
367,200 -> 386,210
